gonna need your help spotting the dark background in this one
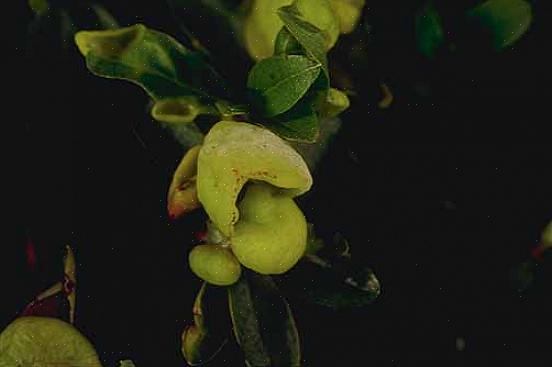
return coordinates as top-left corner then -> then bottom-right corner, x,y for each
9,0 -> 551,366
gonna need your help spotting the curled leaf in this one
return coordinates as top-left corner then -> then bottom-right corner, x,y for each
75,24 -> 228,100
75,24 -> 143,59
0,317 -> 102,367
319,88 -> 350,118
182,283 -> 229,365
168,145 -> 202,219
377,83 -> 393,109
151,97 -> 207,124
197,121 -> 312,236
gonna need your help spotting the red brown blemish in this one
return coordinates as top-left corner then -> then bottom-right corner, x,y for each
63,276 -> 75,294
531,243 -> 546,262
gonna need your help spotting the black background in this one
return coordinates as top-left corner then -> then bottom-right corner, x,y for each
9,1 -> 552,366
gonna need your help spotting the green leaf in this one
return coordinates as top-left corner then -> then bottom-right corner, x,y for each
75,24 -> 228,100
415,3 -> 445,59
274,27 -> 305,56
278,5 -> 329,77
228,272 -> 300,367
267,99 -> 319,142
467,0 -> 532,50
247,55 -> 321,117
182,283 -> 229,366
0,317 -> 102,367
294,0 -> 340,49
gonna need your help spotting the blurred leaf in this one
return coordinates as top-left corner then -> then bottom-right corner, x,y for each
377,83 -> 394,109
59,9 -> 77,50
228,272 -> 300,367
330,0 -> 366,34
510,260 -> 536,293
244,0 -> 293,61
330,232 -> 351,259
304,223 -> 324,255
90,3 -> 119,29
247,55 -> 321,117
26,1 -> 120,57
290,117 -> 341,170
214,101 -> 249,118
162,121 -> 205,149
28,0 -> 49,16
119,360 -> 136,367
182,283 -> 229,366
466,0 -> 532,50
244,0 -> 338,60
0,317 -> 102,367
282,257 -> 380,309
541,219 -> 552,248
415,2 -> 445,59
279,230 -> 380,310
168,0 -> 251,91
75,24 -> 228,100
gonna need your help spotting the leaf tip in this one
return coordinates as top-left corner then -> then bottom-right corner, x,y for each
74,23 -> 146,58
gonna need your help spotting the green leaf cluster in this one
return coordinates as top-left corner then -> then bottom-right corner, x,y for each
245,1 -> 350,143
